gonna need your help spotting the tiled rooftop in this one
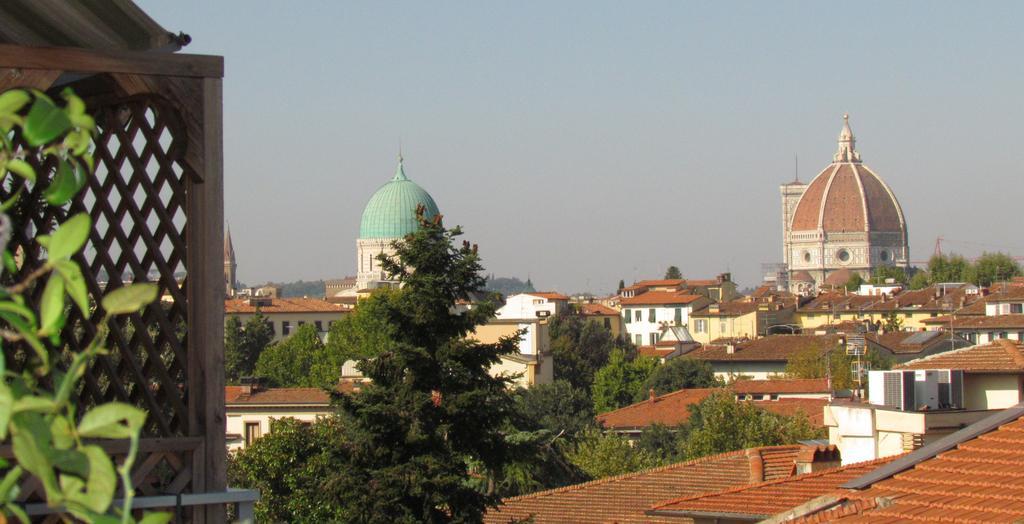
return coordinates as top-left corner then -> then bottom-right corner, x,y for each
483,446 -> 805,524
224,297 -> 350,314
730,378 -> 829,394
688,335 -> 841,362
648,455 -> 897,519
527,291 -> 570,301
897,339 -> 1024,372
224,386 -> 332,405
922,313 -> 1024,328
579,303 -> 619,316
802,408 -> 1024,522
620,291 -> 705,306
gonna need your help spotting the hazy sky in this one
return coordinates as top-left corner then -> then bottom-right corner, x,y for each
139,1 -> 1024,293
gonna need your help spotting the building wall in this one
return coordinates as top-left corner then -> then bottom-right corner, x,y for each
622,300 -> 707,347
964,373 -> 1022,410
226,407 -> 331,451
356,237 -> 397,290
689,311 -> 759,345
495,294 -> 567,320
227,311 -> 349,342
707,361 -> 787,382
585,314 -> 623,338
795,310 -> 939,331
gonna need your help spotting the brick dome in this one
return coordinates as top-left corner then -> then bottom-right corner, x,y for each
790,115 -> 906,234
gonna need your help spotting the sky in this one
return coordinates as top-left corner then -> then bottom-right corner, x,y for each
138,1 -> 1024,294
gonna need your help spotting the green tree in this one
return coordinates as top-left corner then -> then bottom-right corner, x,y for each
681,391 -> 824,460
970,252 -> 1022,287
882,311 -> 904,332
928,253 -> 971,284
326,209 -> 519,522
618,279 -> 625,292
229,417 -> 347,522
566,430 -> 660,479
224,315 -> 245,383
225,312 -> 273,383
592,349 -> 659,414
254,324 -> 325,387
909,270 -> 930,290
784,341 -> 852,389
871,265 -> 908,285
634,358 -> 720,401
636,423 -> 687,464
665,266 -> 682,280
845,272 -> 865,291
514,380 -> 595,440
549,312 -> 632,391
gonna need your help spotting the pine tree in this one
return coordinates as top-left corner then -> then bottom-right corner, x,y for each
326,208 -> 519,522
664,266 -> 682,280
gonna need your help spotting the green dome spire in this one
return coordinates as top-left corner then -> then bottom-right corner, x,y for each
359,156 -> 440,239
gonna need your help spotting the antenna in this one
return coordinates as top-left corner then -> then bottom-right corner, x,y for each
794,154 -> 799,183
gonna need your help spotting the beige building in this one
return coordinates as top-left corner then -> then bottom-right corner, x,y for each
825,339 -> 1024,465
472,318 -> 553,388
225,383 -> 338,451
225,296 -> 352,342
579,302 -> 624,338
688,300 -> 795,345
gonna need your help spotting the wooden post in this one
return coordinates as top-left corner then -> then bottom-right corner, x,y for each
187,76 -> 225,522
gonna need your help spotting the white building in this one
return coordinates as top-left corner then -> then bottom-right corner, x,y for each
225,384 -> 338,451
620,291 -> 709,347
495,292 -> 570,320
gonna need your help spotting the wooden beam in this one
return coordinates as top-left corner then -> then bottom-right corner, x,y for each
0,67 -> 61,91
0,43 -> 222,78
186,76 -> 225,523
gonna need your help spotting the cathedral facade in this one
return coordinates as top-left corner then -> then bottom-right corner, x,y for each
781,115 -> 909,294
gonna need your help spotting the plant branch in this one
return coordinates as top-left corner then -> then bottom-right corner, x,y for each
6,264 -> 51,295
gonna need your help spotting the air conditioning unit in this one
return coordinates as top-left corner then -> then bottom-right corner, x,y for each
914,370 -> 940,410
936,369 -> 964,409
868,370 -> 915,411
536,310 -> 550,318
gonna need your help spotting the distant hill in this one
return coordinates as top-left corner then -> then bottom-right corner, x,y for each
269,280 -> 327,298
484,276 -> 535,297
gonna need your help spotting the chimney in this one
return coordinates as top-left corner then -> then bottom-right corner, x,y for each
648,388 -> 656,402
726,344 -> 736,354
795,445 -> 841,474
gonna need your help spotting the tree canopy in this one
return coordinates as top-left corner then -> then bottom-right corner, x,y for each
634,358 -> 720,401
665,266 -> 683,280
548,312 -> 633,391
254,323 -> 326,387
325,209 -> 520,522
592,349 -> 659,414
225,312 -> 274,383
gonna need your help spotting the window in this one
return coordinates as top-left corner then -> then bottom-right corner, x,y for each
1000,332 -> 1009,340
635,310 -> 641,322
532,299 -> 544,305
298,321 -> 305,327
720,321 -> 727,333
282,321 -> 291,336
1013,304 -> 1024,314
650,333 -> 658,345
1018,332 -> 1024,341
695,319 -> 707,333
635,334 -> 642,345
803,251 -> 811,263
836,249 -> 850,263
244,422 -> 261,447
315,320 -> 323,332
880,250 -> 890,262
603,318 -> 611,329
624,309 -> 631,324
648,308 -> 656,322
674,308 -> 682,324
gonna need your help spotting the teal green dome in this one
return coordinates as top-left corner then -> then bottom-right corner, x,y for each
359,158 -> 440,239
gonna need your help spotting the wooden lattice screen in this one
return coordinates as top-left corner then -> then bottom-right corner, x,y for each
0,45 -> 225,522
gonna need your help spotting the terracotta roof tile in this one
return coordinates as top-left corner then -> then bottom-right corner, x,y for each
620,291 -> 705,306
484,446 -> 804,524
527,291 -> 570,301
897,340 -> 1024,372
800,412 -> 1024,522
579,303 -> 618,316
649,455 -> 899,519
689,335 -> 841,362
224,297 -> 349,314
224,386 -> 331,405
922,313 -> 1024,329
730,378 -> 830,394
692,301 -> 760,317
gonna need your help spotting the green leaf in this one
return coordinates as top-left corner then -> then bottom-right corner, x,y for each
0,300 -> 36,324
2,250 -> 15,275
55,260 -> 90,315
47,212 -> 91,260
50,417 -> 73,449
0,465 -> 22,501
101,283 -> 158,316
77,402 -> 146,439
52,449 -> 88,478
42,158 -> 84,206
5,159 -> 35,183
139,512 -> 174,524
23,96 -> 71,146
0,90 -> 30,115
39,273 -> 65,336
0,382 -> 11,440
12,396 -> 58,414
78,445 -> 116,513
0,311 -> 47,369
10,412 -> 60,501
